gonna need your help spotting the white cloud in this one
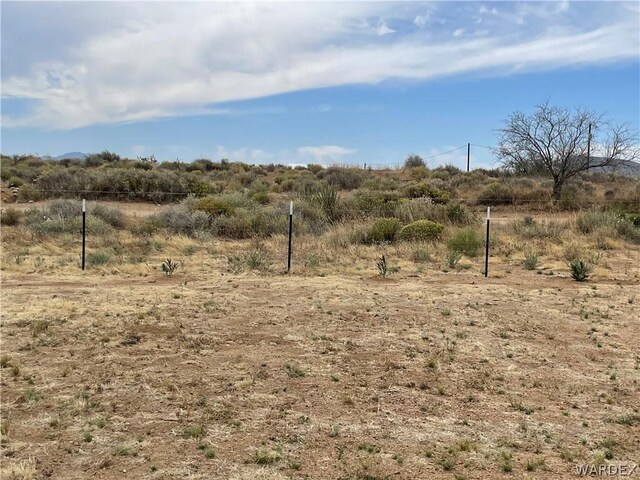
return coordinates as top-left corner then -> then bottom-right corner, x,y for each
297,145 -> 357,162
375,19 -> 395,36
1,2 -> 638,130
453,28 -> 465,37
414,14 -> 429,28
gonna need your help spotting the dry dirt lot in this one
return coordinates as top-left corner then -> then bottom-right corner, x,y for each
1,266 -> 639,479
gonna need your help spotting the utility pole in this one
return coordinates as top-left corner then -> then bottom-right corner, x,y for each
586,123 -> 592,168
467,143 -> 470,172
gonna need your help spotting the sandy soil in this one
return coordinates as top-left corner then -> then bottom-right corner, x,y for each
1,267 -> 639,479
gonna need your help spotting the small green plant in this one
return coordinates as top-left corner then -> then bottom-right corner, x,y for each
523,250 -> 538,270
113,443 -> 138,457
254,447 -> 281,464
182,424 -> 205,439
569,258 -> 592,281
82,430 -> 93,443
501,451 -> 514,472
358,443 -> 380,454
447,228 -> 482,256
412,244 -> 431,263
0,207 -> 21,226
161,258 -> 180,276
285,363 -> 305,378
87,252 -> 110,266
377,255 -> 388,277
445,248 -> 463,268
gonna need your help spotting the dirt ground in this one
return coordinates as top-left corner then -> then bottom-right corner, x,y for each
1,265 -> 639,479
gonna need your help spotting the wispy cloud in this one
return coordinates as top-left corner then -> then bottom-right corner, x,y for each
1,2 -> 638,130
297,145 -> 357,162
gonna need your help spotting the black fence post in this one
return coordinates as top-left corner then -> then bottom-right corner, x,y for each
287,201 -> 293,273
82,199 -> 86,271
467,143 -> 470,172
484,206 -> 490,277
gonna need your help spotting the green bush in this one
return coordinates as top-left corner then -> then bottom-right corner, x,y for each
349,190 -> 400,218
626,214 -> 640,227
569,258 -> 591,281
397,220 -> 444,241
447,228 -> 482,256
576,211 -> 617,234
251,191 -> 270,205
354,218 -> 401,244
402,183 -> 451,204
193,196 -> 235,216
16,184 -> 42,202
324,167 -> 364,190
7,176 -> 24,187
0,207 -> 21,226
477,182 -> 513,205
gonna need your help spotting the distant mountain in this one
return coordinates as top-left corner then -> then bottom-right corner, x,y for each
587,158 -> 640,178
55,152 -> 88,160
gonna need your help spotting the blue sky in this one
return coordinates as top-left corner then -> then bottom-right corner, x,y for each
1,1 -> 639,169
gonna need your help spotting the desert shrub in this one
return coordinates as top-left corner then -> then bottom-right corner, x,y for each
251,191 -> 270,205
361,176 -> 400,191
477,182 -> 513,205
213,213 -> 253,239
395,198 -> 441,223
161,258 -> 180,276
626,214 -> 640,227
397,220 -> 444,242
447,228 -> 482,256
576,211 -> 618,234
87,252 -> 111,266
324,167 -> 364,190
409,166 -> 429,181
91,205 -> 125,228
412,244 -> 432,263
404,155 -> 426,169
16,184 -> 42,202
402,183 -> 451,204
445,248 -> 463,268
616,219 -> 640,244
377,255 -> 388,277
7,176 -> 24,187
354,218 -> 401,244
47,199 -> 81,218
300,183 -> 339,220
512,217 -> 566,240
248,208 -> 288,237
148,207 -> 211,236
307,164 -> 324,175
0,208 -> 21,226
445,202 -> 473,225
296,202 -> 329,234
348,190 -> 401,218
523,250 -> 538,270
26,214 -> 112,235
193,196 -> 235,216
569,258 -> 591,281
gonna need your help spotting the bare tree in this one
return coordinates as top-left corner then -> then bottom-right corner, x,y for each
497,101 -> 638,201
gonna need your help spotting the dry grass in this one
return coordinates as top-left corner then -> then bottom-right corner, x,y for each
1,207 -> 639,479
